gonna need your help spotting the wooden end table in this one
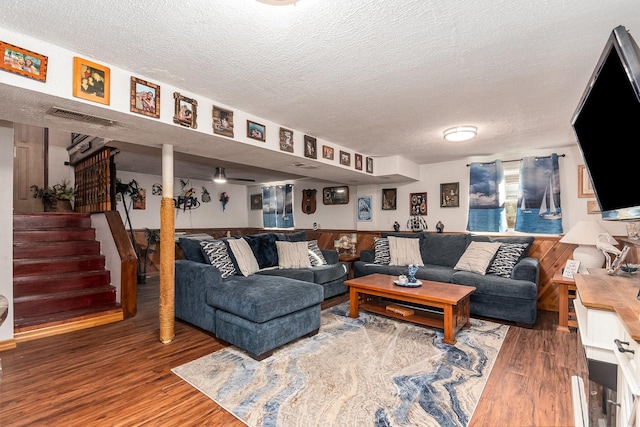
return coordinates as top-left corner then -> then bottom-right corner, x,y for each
344,273 -> 475,345
553,271 -> 577,332
338,253 -> 360,279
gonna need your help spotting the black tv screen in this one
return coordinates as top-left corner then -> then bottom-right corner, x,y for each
572,25 -> 640,220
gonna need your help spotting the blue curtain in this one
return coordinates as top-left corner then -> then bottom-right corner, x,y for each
515,153 -> 563,234
467,160 -> 507,232
262,184 -> 294,228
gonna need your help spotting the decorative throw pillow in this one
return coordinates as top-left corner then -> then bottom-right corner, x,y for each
244,233 -> 279,269
487,243 -> 530,278
307,240 -> 327,266
373,237 -> 390,265
454,241 -> 502,275
276,241 -> 312,269
199,240 -> 236,278
227,238 -> 261,276
388,236 -> 424,266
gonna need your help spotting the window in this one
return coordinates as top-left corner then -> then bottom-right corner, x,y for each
262,184 -> 294,229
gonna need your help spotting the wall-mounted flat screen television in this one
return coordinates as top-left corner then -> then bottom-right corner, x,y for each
571,25 -> 640,220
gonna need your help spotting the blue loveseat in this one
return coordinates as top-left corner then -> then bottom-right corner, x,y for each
175,231 -> 348,360
353,232 -> 540,326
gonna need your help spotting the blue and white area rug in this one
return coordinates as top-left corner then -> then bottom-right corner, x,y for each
172,303 -> 508,427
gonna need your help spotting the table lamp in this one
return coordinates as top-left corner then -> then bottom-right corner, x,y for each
559,220 -> 617,274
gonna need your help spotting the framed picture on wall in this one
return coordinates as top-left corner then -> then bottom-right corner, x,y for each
250,193 -> 262,210
213,106 -> 234,137
355,153 -> 363,170
410,192 -> 427,216
304,135 -> 317,159
340,151 -> 351,166
279,127 -> 294,152
382,188 -> 397,210
247,120 -> 266,142
366,157 -> 373,173
357,196 -> 372,221
130,76 -> 160,118
322,145 -> 334,160
173,92 -> 197,128
578,165 -> 595,198
73,56 -> 110,105
440,182 -> 459,207
0,41 -> 48,82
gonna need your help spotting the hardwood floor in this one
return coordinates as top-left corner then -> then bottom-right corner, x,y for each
0,276 -> 588,426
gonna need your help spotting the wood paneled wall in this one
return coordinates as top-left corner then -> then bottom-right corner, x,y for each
135,227 -> 599,314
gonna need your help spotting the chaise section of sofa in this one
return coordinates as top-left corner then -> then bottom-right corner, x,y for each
174,231 -> 348,359
353,232 -> 539,326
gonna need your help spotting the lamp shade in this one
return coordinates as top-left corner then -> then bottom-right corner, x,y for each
559,221 -> 617,273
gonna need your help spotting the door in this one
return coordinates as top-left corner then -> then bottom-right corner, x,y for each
13,123 -> 45,213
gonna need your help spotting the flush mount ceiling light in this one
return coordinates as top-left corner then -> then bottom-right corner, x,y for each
443,126 -> 478,142
256,0 -> 299,5
213,167 -> 227,183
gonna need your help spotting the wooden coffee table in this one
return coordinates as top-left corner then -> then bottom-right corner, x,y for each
344,273 -> 475,345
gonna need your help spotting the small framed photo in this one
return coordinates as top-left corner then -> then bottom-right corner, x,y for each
213,106 -> 234,137
279,127 -> 294,152
0,41 -> 48,82
340,151 -> 351,166
247,120 -> 266,141
73,56 -> 110,105
304,135 -> 317,159
357,196 -> 372,221
382,188 -> 397,210
410,192 -> 427,216
578,165 -> 595,198
322,145 -> 334,160
250,193 -> 262,210
440,182 -> 459,207
355,153 -> 363,170
366,157 -> 374,174
130,76 -> 160,118
173,92 -> 197,128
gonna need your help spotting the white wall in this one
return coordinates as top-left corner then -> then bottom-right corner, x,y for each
115,171 -> 249,230
0,123 -> 14,342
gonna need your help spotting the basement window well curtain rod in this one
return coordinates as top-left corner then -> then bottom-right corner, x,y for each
465,153 -> 565,167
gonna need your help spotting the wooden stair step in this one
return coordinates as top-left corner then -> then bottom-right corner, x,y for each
14,303 -> 122,330
13,240 -> 101,259
13,270 -> 111,298
13,255 -> 106,277
14,285 -> 117,318
12,213 -> 92,230
13,228 -> 96,242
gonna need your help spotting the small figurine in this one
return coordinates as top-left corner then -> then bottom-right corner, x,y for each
436,221 -> 444,233
393,221 -> 400,232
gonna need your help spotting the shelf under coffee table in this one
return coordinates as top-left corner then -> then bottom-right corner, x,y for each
344,273 -> 476,345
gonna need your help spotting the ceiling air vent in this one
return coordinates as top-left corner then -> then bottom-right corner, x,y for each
291,162 -> 318,169
46,107 -> 116,126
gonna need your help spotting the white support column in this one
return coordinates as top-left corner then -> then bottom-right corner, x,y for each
159,144 -> 175,344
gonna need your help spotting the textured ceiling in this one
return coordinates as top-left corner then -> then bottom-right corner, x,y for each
1,0 -> 639,184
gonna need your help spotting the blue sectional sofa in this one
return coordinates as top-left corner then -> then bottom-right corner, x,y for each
175,231 -> 348,360
353,232 -> 540,326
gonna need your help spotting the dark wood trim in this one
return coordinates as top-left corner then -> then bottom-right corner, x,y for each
105,210 -> 137,318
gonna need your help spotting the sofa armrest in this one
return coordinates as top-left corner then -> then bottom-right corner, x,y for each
511,257 -> 540,284
321,249 -> 339,264
174,259 -> 222,333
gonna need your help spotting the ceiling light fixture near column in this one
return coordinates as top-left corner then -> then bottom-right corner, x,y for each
443,126 -> 478,142
256,0 -> 300,5
213,167 -> 227,183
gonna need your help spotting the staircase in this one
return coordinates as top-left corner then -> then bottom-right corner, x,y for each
13,213 -> 122,335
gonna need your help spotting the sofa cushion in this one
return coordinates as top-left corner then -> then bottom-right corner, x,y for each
454,241 -> 502,275
227,238 -> 261,276
373,237 -> 390,264
307,240 -> 327,266
199,240 -> 236,278
257,268 -> 314,282
420,233 -> 469,268
311,263 -> 348,285
245,233 -> 279,269
451,270 -> 538,299
207,275 -> 323,323
388,236 -> 424,266
178,237 -> 208,264
276,241 -> 312,269
487,243 -> 530,278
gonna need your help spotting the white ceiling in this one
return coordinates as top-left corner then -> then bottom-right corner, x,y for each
1,0 -> 639,184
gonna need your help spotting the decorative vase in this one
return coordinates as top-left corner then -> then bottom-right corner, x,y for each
407,264 -> 419,283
